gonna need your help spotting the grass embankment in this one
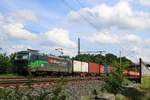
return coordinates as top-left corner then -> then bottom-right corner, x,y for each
140,76 -> 150,89
138,76 -> 150,100
123,76 -> 150,100
0,73 -> 19,78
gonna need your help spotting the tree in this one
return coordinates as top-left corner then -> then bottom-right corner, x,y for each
9,53 -> 16,67
72,53 -> 133,68
0,53 -> 12,73
93,54 -> 105,64
0,53 -> 12,67
119,57 -> 133,68
105,53 -> 117,65
72,54 -> 95,62
0,53 -> 16,74
103,61 -> 126,95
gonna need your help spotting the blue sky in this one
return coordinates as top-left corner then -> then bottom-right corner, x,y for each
0,0 -> 150,62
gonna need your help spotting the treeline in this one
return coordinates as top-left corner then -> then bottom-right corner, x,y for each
72,53 -> 133,67
0,52 -> 133,74
0,53 -> 16,74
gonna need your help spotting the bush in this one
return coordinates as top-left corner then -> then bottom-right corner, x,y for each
0,78 -> 69,100
140,77 -> 150,90
92,89 -> 98,99
115,94 -> 126,100
51,78 -> 68,100
0,53 -> 16,74
103,61 -> 125,95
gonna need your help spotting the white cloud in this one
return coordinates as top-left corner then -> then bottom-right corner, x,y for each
0,36 -> 3,46
88,31 -> 120,44
44,28 -> 77,48
122,34 -> 142,43
62,48 -> 77,57
139,0 -> 150,6
0,12 -> 76,56
8,45 -> 32,54
12,10 -> 37,22
2,23 -> 38,41
132,46 -> 150,63
88,31 -> 143,44
67,1 -> 150,30
0,12 -> 37,41
77,0 -> 103,5
145,39 -> 150,45
88,30 -> 150,62
1,24 -> 77,56
0,13 -> 4,21
0,13 -> 4,25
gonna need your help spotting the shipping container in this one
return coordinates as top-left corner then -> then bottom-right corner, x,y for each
73,60 -> 82,72
81,62 -> 88,72
100,65 -> 104,74
100,66 -> 111,74
88,63 -> 99,73
128,71 -> 140,76
104,64 -> 108,75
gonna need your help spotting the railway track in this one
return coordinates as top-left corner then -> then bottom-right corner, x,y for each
0,77 -> 100,88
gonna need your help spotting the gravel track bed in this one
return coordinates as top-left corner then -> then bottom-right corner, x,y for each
0,78 -> 104,100
65,80 -> 104,100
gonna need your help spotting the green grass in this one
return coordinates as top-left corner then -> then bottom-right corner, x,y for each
140,76 -> 150,89
80,96 -> 91,100
115,94 -> 126,100
0,73 -> 18,77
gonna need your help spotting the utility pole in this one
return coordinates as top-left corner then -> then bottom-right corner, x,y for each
78,38 -> 80,55
0,48 -> 2,52
119,50 -> 122,67
139,58 -> 142,83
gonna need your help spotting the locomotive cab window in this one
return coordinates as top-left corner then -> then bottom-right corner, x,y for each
15,53 -> 29,60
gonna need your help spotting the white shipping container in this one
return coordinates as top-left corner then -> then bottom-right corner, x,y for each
81,62 -> 88,72
73,60 -> 82,72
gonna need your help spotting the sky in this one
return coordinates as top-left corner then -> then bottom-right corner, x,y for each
0,0 -> 150,63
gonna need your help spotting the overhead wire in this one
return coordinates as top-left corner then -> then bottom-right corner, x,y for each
61,0 -> 100,31
75,0 -> 98,20
62,0 -> 140,64
74,0 -> 140,61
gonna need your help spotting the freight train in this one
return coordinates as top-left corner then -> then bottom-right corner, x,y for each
14,49 -> 140,77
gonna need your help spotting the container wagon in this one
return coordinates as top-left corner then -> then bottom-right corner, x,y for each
14,50 -> 140,78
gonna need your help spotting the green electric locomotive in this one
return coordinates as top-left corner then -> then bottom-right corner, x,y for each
14,49 -> 72,75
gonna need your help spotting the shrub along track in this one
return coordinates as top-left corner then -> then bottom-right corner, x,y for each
0,76 -> 100,88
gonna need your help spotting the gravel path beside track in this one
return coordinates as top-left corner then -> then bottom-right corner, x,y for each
65,80 -> 104,100
0,77 -> 101,89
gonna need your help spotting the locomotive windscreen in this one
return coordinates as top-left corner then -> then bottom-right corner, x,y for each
14,51 -> 29,67
15,51 -> 29,60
